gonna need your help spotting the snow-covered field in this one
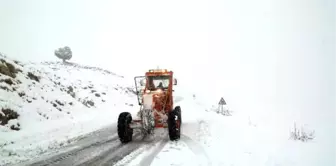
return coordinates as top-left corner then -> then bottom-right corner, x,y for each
1,54 -> 334,166
0,54 -> 138,165
116,88 -> 335,166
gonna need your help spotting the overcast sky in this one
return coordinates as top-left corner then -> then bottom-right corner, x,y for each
0,0 -> 335,125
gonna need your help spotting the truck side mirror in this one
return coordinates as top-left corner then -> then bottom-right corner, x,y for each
174,78 -> 177,85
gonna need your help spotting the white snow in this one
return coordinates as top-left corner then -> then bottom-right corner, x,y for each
123,87 -> 335,166
0,55 -> 138,166
1,54 -> 334,166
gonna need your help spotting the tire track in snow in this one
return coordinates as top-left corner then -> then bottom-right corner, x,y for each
25,134 -> 120,166
79,133 -> 147,166
111,132 -> 210,166
137,137 -> 169,166
182,119 -> 212,165
181,134 -> 211,165
110,130 -> 169,166
179,119 -> 212,165
49,136 -> 123,166
14,124 -> 119,166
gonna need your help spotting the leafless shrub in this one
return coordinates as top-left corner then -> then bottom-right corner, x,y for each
27,72 -> 40,82
0,108 -> 20,130
290,122 -> 315,142
3,78 -> 14,85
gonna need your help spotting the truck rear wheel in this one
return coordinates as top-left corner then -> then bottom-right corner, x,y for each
167,109 -> 181,141
117,112 -> 133,143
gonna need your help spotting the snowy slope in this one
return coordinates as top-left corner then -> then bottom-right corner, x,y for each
0,54 -> 138,165
116,87 -> 335,166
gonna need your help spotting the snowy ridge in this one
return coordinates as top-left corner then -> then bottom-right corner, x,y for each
0,54 -> 138,165
40,61 -> 124,78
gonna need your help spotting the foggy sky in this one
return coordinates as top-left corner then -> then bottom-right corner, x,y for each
0,0 -> 335,126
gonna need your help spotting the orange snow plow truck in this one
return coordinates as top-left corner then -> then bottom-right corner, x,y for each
117,68 -> 182,143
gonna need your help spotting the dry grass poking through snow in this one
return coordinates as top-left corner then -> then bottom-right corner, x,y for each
290,122 -> 315,142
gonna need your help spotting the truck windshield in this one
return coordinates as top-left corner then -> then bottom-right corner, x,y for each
147,76 -> 170,90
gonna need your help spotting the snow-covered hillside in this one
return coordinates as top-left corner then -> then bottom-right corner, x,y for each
0,54 -> 138,165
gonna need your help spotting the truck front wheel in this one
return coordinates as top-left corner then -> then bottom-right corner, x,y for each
117,112 -> 133,143
167,109 -> 181,141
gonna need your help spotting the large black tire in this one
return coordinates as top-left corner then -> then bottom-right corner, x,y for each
175,106 -> 182,125
117,112 -> 133,143
167,109 -> 181,141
